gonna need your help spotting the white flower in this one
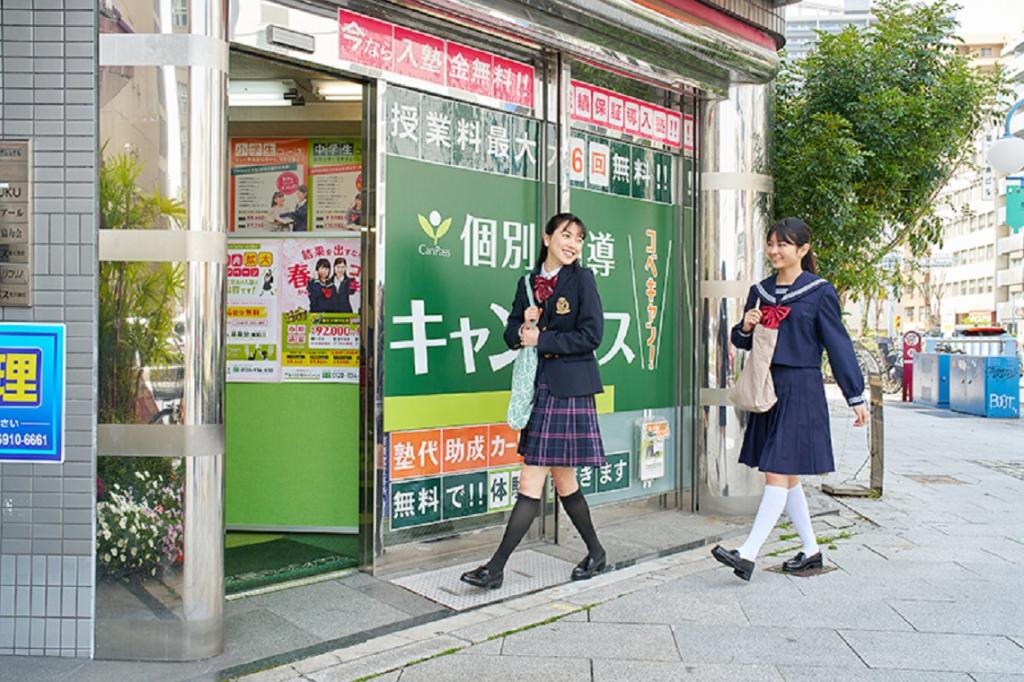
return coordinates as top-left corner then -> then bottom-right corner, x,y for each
103,554 -> 111,562
111,548 -> 118,556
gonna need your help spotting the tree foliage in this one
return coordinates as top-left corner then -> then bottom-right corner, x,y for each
773,0 -> 1004,301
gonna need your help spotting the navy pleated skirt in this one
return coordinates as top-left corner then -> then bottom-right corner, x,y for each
518,384 -> 606,468
739,365 -> 835,475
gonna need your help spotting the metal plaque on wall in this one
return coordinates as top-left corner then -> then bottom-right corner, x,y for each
0,140 -> 31,307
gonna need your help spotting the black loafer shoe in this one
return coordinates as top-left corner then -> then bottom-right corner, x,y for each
782,551 -> 823,573
571,552 -> 606,581
711,545 -> 755,582
460,565 -> 504,589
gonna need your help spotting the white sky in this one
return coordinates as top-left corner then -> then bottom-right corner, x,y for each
788,1 -> 1024,39
952,0 -> 1024,38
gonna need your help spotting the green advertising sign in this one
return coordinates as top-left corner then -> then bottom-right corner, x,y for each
383,86 -> 679,431
577,451 -> 631,495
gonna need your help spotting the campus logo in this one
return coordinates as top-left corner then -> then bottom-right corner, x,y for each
417,210 -> 452,258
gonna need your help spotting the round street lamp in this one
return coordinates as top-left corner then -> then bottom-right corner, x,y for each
988,97 -> 1024,174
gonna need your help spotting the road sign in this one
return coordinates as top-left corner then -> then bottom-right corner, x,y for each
1008,184 -> 1024,233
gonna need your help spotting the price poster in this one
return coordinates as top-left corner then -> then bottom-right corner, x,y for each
310,138 -> 363,231
638,419 -> 670,481
230,139 -> 309,232
226,241 -> 281,381
279,238 -> 362,382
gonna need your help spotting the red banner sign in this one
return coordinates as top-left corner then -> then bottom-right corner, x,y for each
570,80 -> 692,152
339,9 -> 535,110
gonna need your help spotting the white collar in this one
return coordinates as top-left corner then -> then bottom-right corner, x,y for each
540,264 -> 562,279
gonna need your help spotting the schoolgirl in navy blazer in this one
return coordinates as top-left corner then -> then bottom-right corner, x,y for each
503,260 -> 604,398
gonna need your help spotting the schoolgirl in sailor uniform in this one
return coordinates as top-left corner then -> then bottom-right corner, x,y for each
712,217 -> 868,581
461,213 -> 607,590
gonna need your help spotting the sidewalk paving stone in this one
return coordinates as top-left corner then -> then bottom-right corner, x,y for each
592,660 -> 785,681
586,588 -> 749,627
396,653 -> 592,681
737,594 -> 913,631
888,597 -> 1024,637
500,621 -> 680,661
776,667 -> 972,681
837,630 -> 1024,674
671,623 -> 864,668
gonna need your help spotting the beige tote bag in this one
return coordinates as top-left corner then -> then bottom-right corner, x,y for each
729,320 -> 781,413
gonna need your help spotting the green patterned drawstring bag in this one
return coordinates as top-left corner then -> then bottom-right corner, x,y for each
507,275 -> 538,430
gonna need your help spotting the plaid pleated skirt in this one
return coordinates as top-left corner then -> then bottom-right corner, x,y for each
518,384 -> 606,467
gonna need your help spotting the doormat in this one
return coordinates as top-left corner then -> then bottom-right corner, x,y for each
225,533 -> 358,595
390,550 -> 575,611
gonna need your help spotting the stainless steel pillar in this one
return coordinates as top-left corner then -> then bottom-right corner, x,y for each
96,0 -> 228,660
698,83 -> 773,516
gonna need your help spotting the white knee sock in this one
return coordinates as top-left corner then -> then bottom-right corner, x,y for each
785,483 -> 820,557
737,485 -> 788,561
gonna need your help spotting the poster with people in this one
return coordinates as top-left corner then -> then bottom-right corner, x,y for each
279,238 -> 362,382
310,139 -> 363,232
230,139 -> 309,232
226,241 -> 281,381
229,138 -> 362,234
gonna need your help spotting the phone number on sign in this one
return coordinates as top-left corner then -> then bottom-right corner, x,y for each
0,432 -> 49,448
309,325 -> 359,349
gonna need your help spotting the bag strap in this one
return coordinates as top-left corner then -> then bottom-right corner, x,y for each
523,274 -> 536,308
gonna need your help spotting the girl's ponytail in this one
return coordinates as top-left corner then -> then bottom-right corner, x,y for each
802,249 -> 818,275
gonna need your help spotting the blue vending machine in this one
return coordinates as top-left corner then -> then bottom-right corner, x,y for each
949,355 -> 1021,418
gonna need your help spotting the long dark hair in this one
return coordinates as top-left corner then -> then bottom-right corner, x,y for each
768,217 -> 817,274
536,212 -> 587,270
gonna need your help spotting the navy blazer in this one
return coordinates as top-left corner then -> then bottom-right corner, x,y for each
328,276 -> 355,313
503,261 -> 604,398
285,200 -> 308,232
731,272 -> 865,406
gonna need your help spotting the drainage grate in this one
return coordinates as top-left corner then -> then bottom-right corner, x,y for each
390,550 -> 575,611
971,460 -> 1024,482
907,474 -> 968,485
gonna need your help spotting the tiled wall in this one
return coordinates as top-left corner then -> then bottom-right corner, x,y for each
0,0 -> 98,658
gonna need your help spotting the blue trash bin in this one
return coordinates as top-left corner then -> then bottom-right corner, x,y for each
949,355 -> 1021,418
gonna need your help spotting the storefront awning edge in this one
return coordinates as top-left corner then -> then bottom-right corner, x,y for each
389,0 -> 780,95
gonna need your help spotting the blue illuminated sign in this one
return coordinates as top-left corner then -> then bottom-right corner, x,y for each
0,323 -> 65,462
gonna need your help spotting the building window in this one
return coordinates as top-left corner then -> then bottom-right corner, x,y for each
981,47 -> 993,57
172,0 -> 188,28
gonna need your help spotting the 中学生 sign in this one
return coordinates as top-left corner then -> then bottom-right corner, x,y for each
0,323 -> 65,463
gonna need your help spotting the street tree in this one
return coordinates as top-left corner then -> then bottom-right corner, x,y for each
773,0 -> 1004,302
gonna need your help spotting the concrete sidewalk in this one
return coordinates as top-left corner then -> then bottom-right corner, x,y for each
239,398 -> 1024,682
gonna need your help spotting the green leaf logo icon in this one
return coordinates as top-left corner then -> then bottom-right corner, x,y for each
417,210 -> 450,245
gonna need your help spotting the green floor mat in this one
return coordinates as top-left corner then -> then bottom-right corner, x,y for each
225,535 -> 358,594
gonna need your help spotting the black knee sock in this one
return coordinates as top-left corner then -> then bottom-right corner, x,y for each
485,494 -> 541,573
560,489 -> 604,557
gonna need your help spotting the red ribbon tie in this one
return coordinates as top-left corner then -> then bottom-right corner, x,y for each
760,305 -> 791,330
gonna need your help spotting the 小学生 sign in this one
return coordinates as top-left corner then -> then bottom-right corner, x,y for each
0,323 -> 65,463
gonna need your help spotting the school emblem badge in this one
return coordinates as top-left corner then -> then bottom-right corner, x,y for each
555,297 -> 571,315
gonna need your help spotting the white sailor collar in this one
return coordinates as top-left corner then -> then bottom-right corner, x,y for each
754,272 -> 828,305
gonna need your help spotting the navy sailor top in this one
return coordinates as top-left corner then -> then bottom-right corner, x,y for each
731,272 -> 866,407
